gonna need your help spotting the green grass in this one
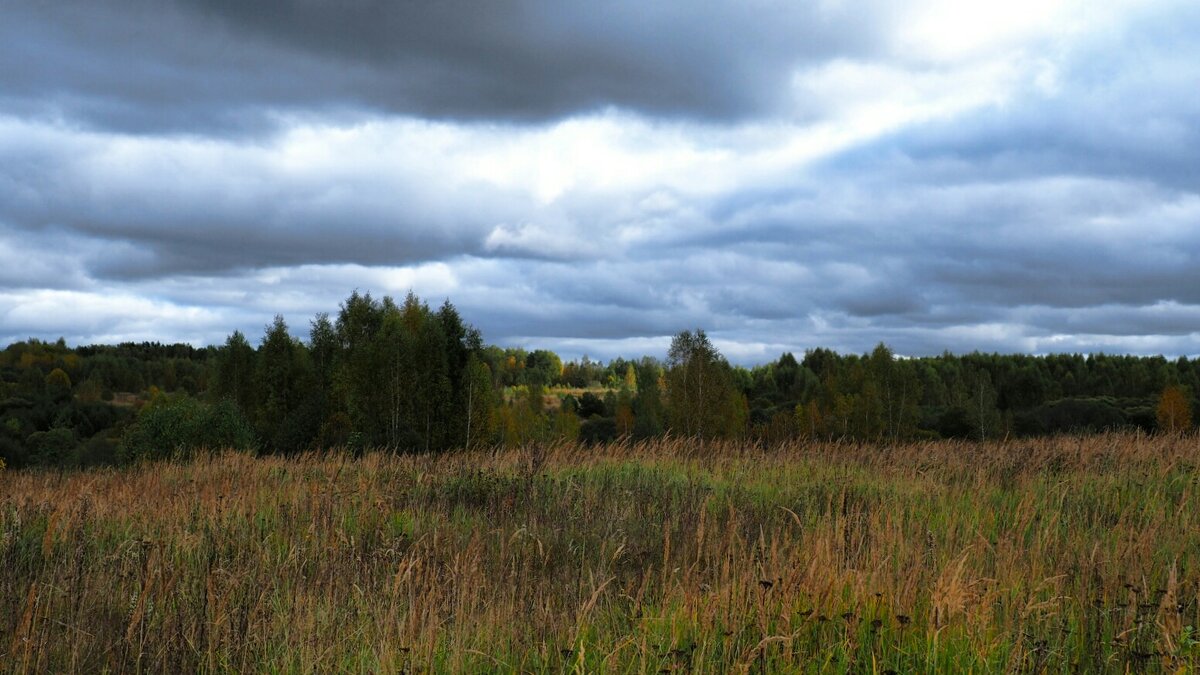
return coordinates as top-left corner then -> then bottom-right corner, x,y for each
2,434 -> 1198,672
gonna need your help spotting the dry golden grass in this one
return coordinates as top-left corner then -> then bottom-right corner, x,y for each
1,433 -> 1198,673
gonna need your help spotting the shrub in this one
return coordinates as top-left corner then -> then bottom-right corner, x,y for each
45,367 -> 73,393
577,392 -> 607,418
0,436 -> 25,469
579,417 -> 617,445
28,427 -> 76,465
118,394 -> 255,462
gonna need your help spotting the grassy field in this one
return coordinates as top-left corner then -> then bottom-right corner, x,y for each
2,434 -> 1199,673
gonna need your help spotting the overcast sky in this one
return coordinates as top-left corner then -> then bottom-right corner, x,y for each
2,0 -> 1198,363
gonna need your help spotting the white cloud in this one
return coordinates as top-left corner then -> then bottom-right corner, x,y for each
896,0 -> 1081,62
1,0 -> 1197,362
0,289 -> 227,345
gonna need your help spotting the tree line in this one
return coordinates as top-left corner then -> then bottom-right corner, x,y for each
0,291 -> 1196,469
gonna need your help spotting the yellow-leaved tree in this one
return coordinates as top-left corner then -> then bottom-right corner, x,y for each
1156,385 -> 1193,433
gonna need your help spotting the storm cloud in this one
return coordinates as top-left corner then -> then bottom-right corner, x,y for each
0,0 -> 890,131
1,0 -> 1198,362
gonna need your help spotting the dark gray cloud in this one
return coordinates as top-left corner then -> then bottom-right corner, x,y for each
2,1 -> 1200,363
0,0 -> 889,133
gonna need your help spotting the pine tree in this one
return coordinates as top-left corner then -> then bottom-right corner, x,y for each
257,315 -> 316,453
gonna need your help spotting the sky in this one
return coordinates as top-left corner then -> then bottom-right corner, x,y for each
1,0 -> 1199,364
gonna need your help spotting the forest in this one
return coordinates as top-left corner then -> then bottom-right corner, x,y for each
0,290 -> 1196,470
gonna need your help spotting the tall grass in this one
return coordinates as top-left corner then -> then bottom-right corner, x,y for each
2,433 -> 1198,672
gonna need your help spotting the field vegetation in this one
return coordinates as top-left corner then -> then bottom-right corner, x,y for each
3,433 -> 1198,673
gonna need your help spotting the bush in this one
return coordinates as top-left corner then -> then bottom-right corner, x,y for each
79,431 -> 120,467
0,435 -> 27,469
118,395 -> 255,463
28,427 -> 76,465
1014,397 -> 1127,436
935,406 -> 976,439
579,417 -> 617,445
578,392 -> 607,418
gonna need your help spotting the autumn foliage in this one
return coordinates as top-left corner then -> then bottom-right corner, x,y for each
1156,384 -> 1193,433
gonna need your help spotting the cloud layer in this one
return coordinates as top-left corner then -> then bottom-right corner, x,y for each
1,1 -> 891,130
1,0 -> 1198,362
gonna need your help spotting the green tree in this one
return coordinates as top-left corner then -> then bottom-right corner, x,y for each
329,290 -> 484,452
866,344 -> 922,442
337,291 -> 388,446
309,313 -> 339,393
632,358 -> 665,438
438,300 -> 477,448
463,355 -> 496,450
965,368 -> 1003,440
525,350 -> 564,387
256,315 -> 317,453
399,293 -> 452,452
213,331 -> 257,414
308,312 -> 343,442
665,329 -> 744,439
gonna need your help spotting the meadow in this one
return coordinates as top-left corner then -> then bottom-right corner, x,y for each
2,434 -> 1198,673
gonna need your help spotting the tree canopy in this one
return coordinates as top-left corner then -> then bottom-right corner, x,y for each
1,294 -> 1198,469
